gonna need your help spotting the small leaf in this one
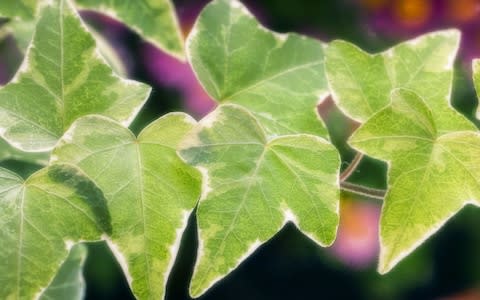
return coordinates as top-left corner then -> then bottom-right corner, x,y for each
74,0 -> 184,59
52,114 -> 201,300
187,0 -> 329,138
40,244 -> 88,300
179,104 -> 340,297
325,30 -> 474,133
0,164 -> 110,299
350,89 -> 480,273
0,0 -> 151,152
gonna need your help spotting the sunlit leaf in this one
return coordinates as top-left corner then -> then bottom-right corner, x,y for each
0,0 -> 150,152
74,0 -> 184,59
350,89 -> 480,273
179,104 -> 340,297
325,30 -> 474,134
52,114 -> 201,300
187,0 -> 329,138
0,164 -> 111,299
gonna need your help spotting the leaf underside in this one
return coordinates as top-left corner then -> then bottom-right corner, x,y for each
40,244 -> 88,300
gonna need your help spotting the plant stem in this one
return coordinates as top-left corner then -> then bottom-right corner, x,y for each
340,181 -> 385,200
340,153 -> 363,181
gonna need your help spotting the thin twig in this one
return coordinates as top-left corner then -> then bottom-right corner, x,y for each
340,181 -> 386,200
340,153 -> 363,181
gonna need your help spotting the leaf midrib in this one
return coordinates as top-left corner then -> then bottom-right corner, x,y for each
195,145 -> 268,292
221,61 -> 323,101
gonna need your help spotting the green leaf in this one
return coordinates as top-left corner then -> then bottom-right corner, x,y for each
0,138 -> 49,165
179,104 -> 340,297
0,0 -> 151,152
85,26 -> 128,77
52,114 -> 201,300
40,244 -> 88,300
187,0 -> 329,138
74,0 -> 184,59
349,89 -> 480,273
472,59 -> 480,119
0,164 -> 111,299
0,0 -> 41,51
0,0 -> 38,20
0,139 -> 10,161
325,30 -> 474,133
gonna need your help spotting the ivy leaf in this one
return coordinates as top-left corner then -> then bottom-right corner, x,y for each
0,0 -> 150,152
325,30 -> 474,133
52,114 -> 201,300
40,244 -> 88,300
187,0 -> 329,138
0,138 -> 49,165
0,139 -> 11,161
472,59 -> 480,119
179,104 -> 340,297
0,164 -> 111,299
0,0 -> 40,51
0,0 -> 38,20
349,89 -> 480,273
74,0 -> 184,59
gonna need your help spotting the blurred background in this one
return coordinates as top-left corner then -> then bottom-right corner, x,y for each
3,0 -> 480,299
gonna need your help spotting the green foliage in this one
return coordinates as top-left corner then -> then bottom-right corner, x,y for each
0,0 -> 150,152
74,0 -> 184,59
1,0 -> 480,298
0,164 -> 110,299
0,0 -> 40,52
40,244 -> 88,300
472,59 -> 480,119
350,89 -> 480,273
187,0 -> 329,138
325,30 -> 473,134
179,104 -> 339,296
0,0 -> 38,20
52,114 -> 201,300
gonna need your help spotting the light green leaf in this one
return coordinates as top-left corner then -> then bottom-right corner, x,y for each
0,0 -> 40,51
0,138 -> 49,165
0,0 -> 38,20
187,0 -> 329,138
85,26 -> 128,77
472,59 -> 480,119
0,0 -> 151,152
350,89 -> 480,274
40,244 -> 88,300
52,114 -> 201,300
0,164 -> 111,299
179,104 -> 339,297
0,139 -> 11,161
74,0 -> 184,59
325,30 -> 474,134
